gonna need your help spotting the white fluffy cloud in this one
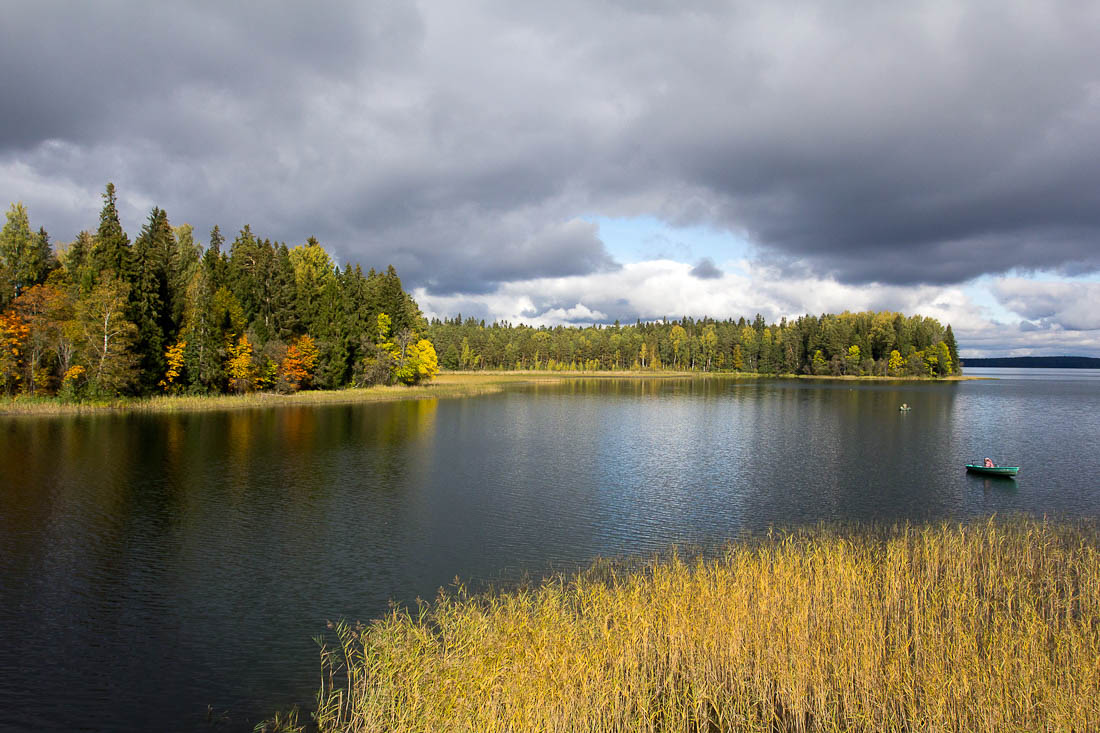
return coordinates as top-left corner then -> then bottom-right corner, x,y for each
991,280 -> 1100,331
416,263 -> 1100,357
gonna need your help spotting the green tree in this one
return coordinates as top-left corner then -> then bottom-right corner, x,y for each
61,231 -> 96,292
943,325 -> 960,375
846,345 -> 862,375
91,183 -> 132,283
888,349 -> 904,375
935,341 -> 952,376
1,203 -> 55,305
669,323 -> 687,368
812,349 -> 828,375
290,237 -> 336,335
173,224 -> 202,325
131,207 -> 178,390
77,276 -> 139,395
181,268 -> 223,391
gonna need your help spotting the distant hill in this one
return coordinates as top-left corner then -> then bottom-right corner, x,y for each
961,356 -> 1100,369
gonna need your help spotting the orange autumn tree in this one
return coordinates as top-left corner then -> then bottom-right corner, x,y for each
0,310 -> 29,394
279,334 -> 318,393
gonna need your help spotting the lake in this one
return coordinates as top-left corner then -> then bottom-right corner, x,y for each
2,368 -> 1099,731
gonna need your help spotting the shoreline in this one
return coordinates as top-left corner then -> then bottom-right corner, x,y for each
0,370 -> 983,417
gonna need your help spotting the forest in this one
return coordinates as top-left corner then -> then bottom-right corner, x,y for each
2,184 -> 961,402
0,184 -> 437,399
428,311 -> 961,377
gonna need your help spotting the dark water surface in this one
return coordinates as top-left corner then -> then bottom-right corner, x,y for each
2,369 -> 1099,731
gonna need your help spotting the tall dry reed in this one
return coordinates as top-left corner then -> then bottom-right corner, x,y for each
268,517 -> 1100,732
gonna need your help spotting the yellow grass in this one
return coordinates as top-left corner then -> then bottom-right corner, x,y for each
269,517 -> 1100,732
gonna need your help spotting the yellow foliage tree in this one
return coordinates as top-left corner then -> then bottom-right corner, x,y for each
158,340 -> 187,391
226,334 -> 256,393
0,310 -> 29,394
415,339 -> 439,382
888,349 -> 904,375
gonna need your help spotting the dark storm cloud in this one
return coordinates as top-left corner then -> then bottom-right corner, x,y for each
689,257 -> 723,280
3,1 -> 1100,293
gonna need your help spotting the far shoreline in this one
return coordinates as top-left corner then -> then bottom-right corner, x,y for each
0,370 -> 986,417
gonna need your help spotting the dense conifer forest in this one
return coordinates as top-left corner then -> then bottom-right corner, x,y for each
428,312 -> 961,377
0,184 -> 437,398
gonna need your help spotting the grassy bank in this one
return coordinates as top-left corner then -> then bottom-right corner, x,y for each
0,370 -> 980,417
0,374 -> 516,417
267,517 -> 1100,732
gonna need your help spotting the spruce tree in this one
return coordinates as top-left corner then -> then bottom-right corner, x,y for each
271,243 -> 300,341
181,267 -> 223,392
64,231 -> 95,289
131,207 -> 178,390
202,225 -> 227,289
228,225 -> 261,326
370,264 -> 423,337
1,203 -> 56,304
91,183 -> 133,283
173,224 -> 202,327
313,271 -> 350,388
944,325 -> 960,375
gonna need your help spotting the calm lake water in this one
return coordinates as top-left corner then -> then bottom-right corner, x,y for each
2,369 -> 1099,731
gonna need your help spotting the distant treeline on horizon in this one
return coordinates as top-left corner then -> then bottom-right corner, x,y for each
961,356 -> 1100,369
428,311 -> 961,377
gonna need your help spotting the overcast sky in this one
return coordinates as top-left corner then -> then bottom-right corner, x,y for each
3,1 -> 1099,356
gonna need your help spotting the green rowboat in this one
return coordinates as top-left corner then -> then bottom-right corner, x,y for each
965,464 -> 1019,477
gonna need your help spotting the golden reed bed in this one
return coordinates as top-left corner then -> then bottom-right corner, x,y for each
264,517 -> 1099,732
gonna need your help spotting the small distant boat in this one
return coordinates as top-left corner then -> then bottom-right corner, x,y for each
966,464 -> 1019,477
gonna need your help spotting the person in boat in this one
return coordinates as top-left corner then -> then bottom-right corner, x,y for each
983,457 -> 995,468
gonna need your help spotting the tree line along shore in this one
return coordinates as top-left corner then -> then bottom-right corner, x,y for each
427,311 -> 961,377
4,185 -> 958,411
261,517 -> 1100,732
1,185 -> 437,403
